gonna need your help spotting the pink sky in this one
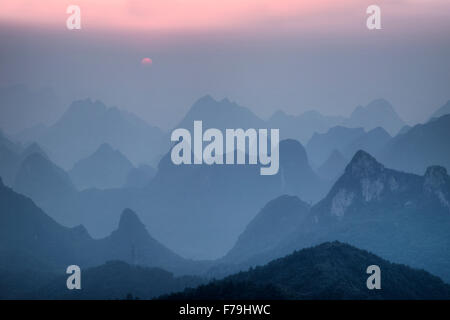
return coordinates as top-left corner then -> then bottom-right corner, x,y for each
1,0 -> 448,34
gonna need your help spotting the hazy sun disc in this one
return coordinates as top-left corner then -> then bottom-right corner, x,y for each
141,57 -> 152,66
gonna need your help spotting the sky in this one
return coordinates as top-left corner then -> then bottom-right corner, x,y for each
0,0 -> 449,130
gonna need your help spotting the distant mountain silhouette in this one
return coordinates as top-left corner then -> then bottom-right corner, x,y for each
268,110 -> 344,144
178,96 -> 402,146
342,99 -> 405,136
17,99 -> 165,169
37,138 -> 327,260
0,131 -> 54,188
223,195 -> 310,264
306,126 -> 391,167
20,142 -> 48,161
139,149 -> 283,259
1,136 -> 82,226
0,176 -> 92,275
312,150 -> 422,223
166,242 -> 450,300
141,139 -> 325,257
342,127 -> 391,159
69,143 -> 134,190
317,149 -> 348,181
13,152 -> 76,207
33,261 -> 204,300
279,139 -> 326,202
124,164 -> 156,188
380,114 -> 450,174
175,95 -> 265,131
176,95 -> 343,148
430,100 -> 450,120
96,208 -> 199,273
0,181 -> 208,285
306,126 -> 365,166
220,151 -> 450,282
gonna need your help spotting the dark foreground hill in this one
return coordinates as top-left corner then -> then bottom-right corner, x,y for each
165,242 -> 450,300
33,261 -> 204,300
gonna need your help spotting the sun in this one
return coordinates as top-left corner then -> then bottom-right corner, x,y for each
141,57 -> 152,66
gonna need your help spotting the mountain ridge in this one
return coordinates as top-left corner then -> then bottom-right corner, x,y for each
342,99 -> 405,136
167,242 -> 450,300
0,181 -> 210,276
217,150 -> 450,282
16,99 -> 166,169
69,143 -> 134,190
380,114 -> 450,174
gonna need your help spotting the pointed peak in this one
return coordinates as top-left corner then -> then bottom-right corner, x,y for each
70,224 -> 91,238
192,95 -> 237,110
188,95 -> 219,114
351,105 -> 365,114
97,143 -> 114,153
23,142 -> 47,157
70,98 -> 93,107
367,98 -> 393,109
66,99 -> 107,114
268,194 -> 310,209
118,208 -> 146,232
368,126 -> 390,136
345,150 -> 384,178
196,94 -> 216,105
271,109 -> 287,118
